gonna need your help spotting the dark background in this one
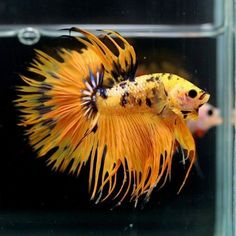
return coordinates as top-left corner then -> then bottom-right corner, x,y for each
0,0 -> 215,25
0,0 -> 218,235
0,35 -> 216,235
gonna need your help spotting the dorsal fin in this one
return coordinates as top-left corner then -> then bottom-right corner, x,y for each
69,28 -> 137,87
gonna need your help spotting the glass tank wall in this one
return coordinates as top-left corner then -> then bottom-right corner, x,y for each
0,0 -> 234,235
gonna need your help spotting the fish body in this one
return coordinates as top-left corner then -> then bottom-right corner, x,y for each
96,74 -> 167,115
15,28 -> 210,204
96,73 -> 208,118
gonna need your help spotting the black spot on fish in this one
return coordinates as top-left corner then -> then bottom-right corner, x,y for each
128,76 -> 135,82
164,150 -> 167,158
120,98 -> 126,107
113,62 -> 122,76
154,75 -> 160,81
91,124 -> 98,133
119,81 -> 127,89
146,77 -> 154,82
134,82 -> 138,86
111,70 -> 119,82
120,92 -> 129,107
91,102 -> 98,113
42,118 -> 56,129
168,74 -> 173,80
183,114 -> 188,119
38,95 -> 52,103
125,91 -> 129,96
86,99 -> 98,114
164,88 -> 168,97
35,105 -> 53,115
47,71 -> 60,80
146,98 -> 152,107
174,119 -> 177,125
107,78 -> 114,88
181,110 -> 191,114
160,154 -> 164,166
152,88 -> 157,95
31,73 -> 46,82
137,98 -> 142,106
129,62 -> 137,82
102,145 -> 108,158
198,104 -> 203,108
98,88 -> 107,99
39,83 -> 53,93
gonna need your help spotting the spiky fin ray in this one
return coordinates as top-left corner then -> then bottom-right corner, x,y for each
73,113 -> 176,202
70,28 -> 137,87
173,117 -> 196,193
163,116 -> 196,193
15,49 -> 100,165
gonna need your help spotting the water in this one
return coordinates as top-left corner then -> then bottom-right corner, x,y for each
0,0 -> 234,235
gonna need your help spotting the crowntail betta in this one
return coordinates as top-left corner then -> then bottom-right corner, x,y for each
15,28 -> 210,204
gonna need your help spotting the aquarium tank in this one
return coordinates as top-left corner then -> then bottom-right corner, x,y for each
0,0 -> 234,235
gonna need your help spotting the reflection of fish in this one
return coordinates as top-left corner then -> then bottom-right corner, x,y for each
136,49 -> 191,80
15,28 -> 209,204
187,103 -> 223,138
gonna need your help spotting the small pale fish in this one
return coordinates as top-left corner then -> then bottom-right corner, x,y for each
187,103 -> 223,137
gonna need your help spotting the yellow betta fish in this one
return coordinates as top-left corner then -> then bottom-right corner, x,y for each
15,28 -> 210,204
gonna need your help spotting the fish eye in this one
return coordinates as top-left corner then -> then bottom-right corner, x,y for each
188,89 -> 197,98
207,109 -> 213,116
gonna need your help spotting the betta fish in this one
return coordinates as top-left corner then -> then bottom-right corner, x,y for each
15,28 -> 210,204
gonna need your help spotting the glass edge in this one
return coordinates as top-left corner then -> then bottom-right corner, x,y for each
214,0 -> 225,27
215,0 -> 234,235
0,23 -> 226,39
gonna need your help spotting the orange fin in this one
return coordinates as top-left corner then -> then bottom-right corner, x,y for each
70,28 -> 137,87
75,113 -> 176,203
170,116 -> 196,193
15,29 -> 197,204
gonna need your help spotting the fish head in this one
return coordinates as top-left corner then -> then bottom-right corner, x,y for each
166,77 -> 210,120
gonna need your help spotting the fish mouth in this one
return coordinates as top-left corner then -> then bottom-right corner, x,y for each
199,92 -> 210,103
